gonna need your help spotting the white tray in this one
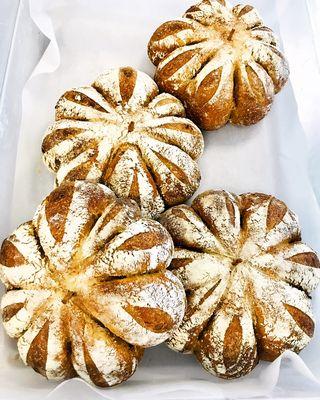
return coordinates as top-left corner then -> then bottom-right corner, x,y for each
0,1 -> 320,399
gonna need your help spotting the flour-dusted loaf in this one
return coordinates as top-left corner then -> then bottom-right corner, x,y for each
42,67 -> 204,219
148,0 -> 289,130
160,191 -> 320,379
0,181 -> 186,387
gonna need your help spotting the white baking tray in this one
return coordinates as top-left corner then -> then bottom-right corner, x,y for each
0,1 -> 320,399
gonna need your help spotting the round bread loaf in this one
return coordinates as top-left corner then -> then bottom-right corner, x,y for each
0,181 -> 186,387
148,0 -> 289,130
42,67 -> 204,219
160,190 -> 320,379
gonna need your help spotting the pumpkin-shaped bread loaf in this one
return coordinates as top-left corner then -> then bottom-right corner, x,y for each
148,0 -> 289,130
160,191 -> 320,379
0,181 -> 186,387
42,67 -> 204,219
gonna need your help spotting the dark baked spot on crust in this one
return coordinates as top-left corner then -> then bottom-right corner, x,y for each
150,20 -> 193,44
128,167 -> 140,204
157,49 -> 198,82
27,320 -> 50,377
118,231 -> 165,251
42,128 -> 85,154
45,183 -> 75,242
266,197 -> 287,231
83,341 -> 109,387
170,207 -> 191,222
225,196 -> 236,227
0,239 -> 26,267
119,67 -> 137,105
2,302 -> 25,322
170,257 -> 194,270
223,315 -> 242,369
237,5 -> 254,18
287,252 -> 320,269
64,91 -> 107,113
284,303 -> 315,337
124,304 -> 174,333
195,67 -> 222,107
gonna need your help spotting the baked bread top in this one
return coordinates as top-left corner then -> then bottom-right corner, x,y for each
42,67 -> 204,219
160,190 -> 320,379
148,0 -> 289,130
0,181 -> 186,386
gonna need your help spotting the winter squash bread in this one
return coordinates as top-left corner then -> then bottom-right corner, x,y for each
42,67 -> 204,218
160,190 -> 320,378
148,0 -> 289,130
0,181 -> 186,386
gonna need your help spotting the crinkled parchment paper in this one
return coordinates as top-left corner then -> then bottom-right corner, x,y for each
1,0 -> 320,398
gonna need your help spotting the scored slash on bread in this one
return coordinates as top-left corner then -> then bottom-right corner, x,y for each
148,0 -> 289,130
160,190 -> 320,379
42,67 -> 204,219
0,181 -> 186,387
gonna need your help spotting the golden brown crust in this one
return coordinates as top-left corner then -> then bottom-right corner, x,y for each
161,190 -> 320,379
44,183 -> 75,242
148,0 -> 289,130
26,320 -> 51,377
0,240 -> 26,267
2,303 -> 25,322
124,304 -> 174,334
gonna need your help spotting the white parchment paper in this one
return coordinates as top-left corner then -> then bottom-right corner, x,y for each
1,0 -> 320,398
